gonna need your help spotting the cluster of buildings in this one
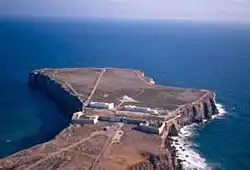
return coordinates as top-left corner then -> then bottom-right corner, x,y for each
87,102 -> 159,115
71,101 -> 166,135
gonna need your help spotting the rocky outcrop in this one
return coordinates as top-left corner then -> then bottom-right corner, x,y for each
177,92 -> 218,126
166,91 -> 218,170
29,70 -> 83,116
127,153 -> 181,170
127,92 -> 219,170
164,136 -> 182,170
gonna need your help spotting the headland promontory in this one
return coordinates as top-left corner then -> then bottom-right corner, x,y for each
0,67 -> 218,170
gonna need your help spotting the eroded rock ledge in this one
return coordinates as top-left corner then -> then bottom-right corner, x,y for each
0,68 -> 218,170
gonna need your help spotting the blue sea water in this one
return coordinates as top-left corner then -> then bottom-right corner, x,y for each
0,19 -> 250,169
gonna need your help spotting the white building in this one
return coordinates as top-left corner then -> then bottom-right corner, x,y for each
88,102 -> 114,109
138,122 -> 166,135
99,116 -> 122,122
149,79 -> 155,85
123,105 -> 159,114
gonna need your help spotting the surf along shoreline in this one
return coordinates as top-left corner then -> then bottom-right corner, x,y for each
0,67 -> 220,170
169,103 -> 227,169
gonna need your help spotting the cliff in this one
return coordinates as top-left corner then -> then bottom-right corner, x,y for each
0,68 -> 218,170
29,69 -> 83,116
178,91 -> 218,126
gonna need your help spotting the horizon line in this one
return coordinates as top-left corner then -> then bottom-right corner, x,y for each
1,15 -> 250,25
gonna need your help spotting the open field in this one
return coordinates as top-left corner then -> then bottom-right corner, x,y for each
44,68 -> 205,114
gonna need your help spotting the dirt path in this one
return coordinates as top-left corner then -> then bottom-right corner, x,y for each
26,131 -> 104,170
134,70 -> 153,86
64,82 -> 79,96
90,123 -> 124,170
84,68 -> 106,107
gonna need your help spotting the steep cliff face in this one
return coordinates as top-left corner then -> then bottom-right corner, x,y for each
177,92 -> 218,126
29,70 -> 83,116
27,69 -> 218,170
127,152 -> 181,170
167,91 -> 218,170
165,137 -> 182,170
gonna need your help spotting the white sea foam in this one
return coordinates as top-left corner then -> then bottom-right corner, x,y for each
170,103 -> 227,170
202,119 -> 208,123
212,103 -> 227,119
171,124 -> 207,170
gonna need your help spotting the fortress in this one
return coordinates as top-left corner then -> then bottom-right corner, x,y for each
0,68 -> 218,170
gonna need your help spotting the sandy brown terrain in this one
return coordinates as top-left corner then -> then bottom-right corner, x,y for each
0,67 -> 217,170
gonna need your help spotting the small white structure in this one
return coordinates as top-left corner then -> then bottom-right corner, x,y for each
149,79 -> 155,85
123,105 -> 159,115
72,111 -> 84,120
88,102 -> 114,109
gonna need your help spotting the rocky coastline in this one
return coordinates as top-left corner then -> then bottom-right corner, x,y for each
28,69 -> 83,116
0,68 -> 218,170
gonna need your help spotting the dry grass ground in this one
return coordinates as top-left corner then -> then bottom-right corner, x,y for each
46,68 -> 205,112
99,124 -> 162,170
0,68 -> 207,170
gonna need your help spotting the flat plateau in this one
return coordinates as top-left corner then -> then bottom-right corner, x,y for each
44,67 -> 205,110
0,68 -> 217,170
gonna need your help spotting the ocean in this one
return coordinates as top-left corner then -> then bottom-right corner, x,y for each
0,19 -> 250,170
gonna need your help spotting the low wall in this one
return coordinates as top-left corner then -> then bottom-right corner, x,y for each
158,122 -> 166,134
99,116 -> 122,122
71,119 -> 96,124
99,116 -> 146,125
121,117 -> 146,125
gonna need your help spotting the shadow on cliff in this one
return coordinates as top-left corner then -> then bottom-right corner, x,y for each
9,89 -> 72,156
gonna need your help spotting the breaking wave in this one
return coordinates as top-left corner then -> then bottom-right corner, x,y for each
170,103 -> 227,170
212,103 -> 227,119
